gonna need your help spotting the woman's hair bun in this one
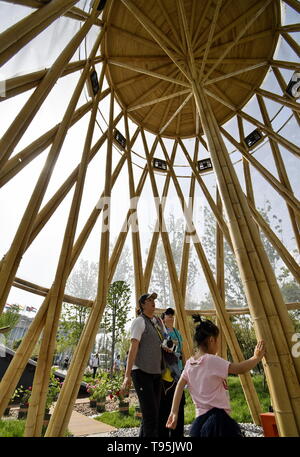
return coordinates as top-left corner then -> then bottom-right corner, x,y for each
192,314 -> 202,324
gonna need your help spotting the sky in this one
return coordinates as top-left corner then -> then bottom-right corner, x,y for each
0,1 -> 299,323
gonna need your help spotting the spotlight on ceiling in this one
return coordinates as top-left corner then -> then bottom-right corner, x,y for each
87,69 -> 99,97
152,158 -> 168,173
114,129 -> 126,149
243,129 -> 263,149
92,0 -> 107,11
286,71 -> 300,99
197,158 -> 213,173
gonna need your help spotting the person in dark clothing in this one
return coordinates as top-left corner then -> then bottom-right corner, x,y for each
121,292 -> 164,437
63,356 -> 69,370
158,307 -> 185,438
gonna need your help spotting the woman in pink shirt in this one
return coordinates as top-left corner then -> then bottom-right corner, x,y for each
166,315 -> 266,437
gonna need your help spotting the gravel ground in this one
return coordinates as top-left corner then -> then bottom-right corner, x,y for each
107,423 -> 263,438
73,398 -> 264,438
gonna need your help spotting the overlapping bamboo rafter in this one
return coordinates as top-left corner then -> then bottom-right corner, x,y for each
0,0 -> 299,438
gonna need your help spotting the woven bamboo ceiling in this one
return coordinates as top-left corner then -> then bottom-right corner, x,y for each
104,0 -> 279,137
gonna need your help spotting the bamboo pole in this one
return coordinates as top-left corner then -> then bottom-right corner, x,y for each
237,117 -> 256,207
12,276 -> 93,307
281,32 -> 300,58
157,0 -> 185,54
160,136 -> 262,425
270,59 -> 300,71
143,140 -> 177,291
220,127 -> 300,216
120,0 -> 191,81
255,88 -> 300,113
0,300 -> 48,418
0,6 -> 101,170
158,303 -> 300,316
178,138 -> 234,251
256,94 -> 300,253
124,114 -> 144,300
238,110 -> 300,159
179,139 -> 198,304
45,85 -> 115,437
1,0 -> 103,26
24,67 -> 105,436
192,83 -> 300,436
192,0 -> 213,49
0,15 -> 104,315
120,0 -> 183,58
108,59 -> 190,88
196,0 -> 222,80
247,200 -> 300,284
126,66 -> 180,108
0,0 -> 79,66
216,188 -> 227,360
271,66 -> 300,128
202,0 -> 273,82
1,58 -> 102,102
27,112 -> 121,249
141,130 -> 193,360
283,0 -> 300,13
0,101 -> 95,188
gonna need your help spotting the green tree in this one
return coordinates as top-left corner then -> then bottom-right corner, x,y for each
102,280 -> 131,374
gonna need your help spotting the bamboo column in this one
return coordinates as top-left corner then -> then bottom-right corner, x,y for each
216,188 -> 227,360
256,94 -> 300,253
238,110 -> 300,159
247,199 -> 300,283
179,139 -> 198,305
45,89 -> 115,438
0,101 -> 94,188
0,0 -> 78,66
271,66 -> 300,128
108,135 -> 158,289
0,1 -> 103,27
143,140 -> 177,291
178,138 -> 234,251
0,6 -> 101,171
192,83 -> 300,436
142,89 -> 182,292
141,129 -> 194,359
220,127 -> 300,217
2,57 -> 103,101
24,67 -> 105,436
0,11 -> 103,314
124,114 -> 144,300
162,138 -> 262,425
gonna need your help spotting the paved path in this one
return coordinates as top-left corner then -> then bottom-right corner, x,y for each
68,410 -> 116,437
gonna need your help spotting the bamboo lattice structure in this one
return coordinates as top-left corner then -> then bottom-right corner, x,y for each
0,0 -> 299,437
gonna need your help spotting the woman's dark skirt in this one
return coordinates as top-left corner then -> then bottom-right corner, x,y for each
190,407 -> 244,437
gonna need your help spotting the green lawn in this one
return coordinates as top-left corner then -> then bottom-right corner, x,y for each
0,419 -> 72,437
0,419 -> 26,437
